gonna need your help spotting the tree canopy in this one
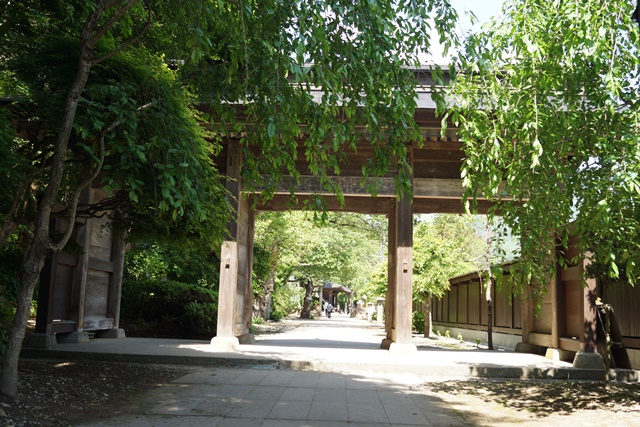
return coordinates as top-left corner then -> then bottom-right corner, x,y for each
413,214 -> 484,300
252,211 -> 385,318
449,0 -> 640,297
0,0 -> 459,396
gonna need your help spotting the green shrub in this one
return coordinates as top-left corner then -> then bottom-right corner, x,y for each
412,311 -> 425,334
184,301 -> 217,337
270,303 -> 287,321
121,279 -> 217,339
269,281 -> 301,321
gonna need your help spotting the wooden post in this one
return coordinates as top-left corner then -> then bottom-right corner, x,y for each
213,140 -> 255,346
235,196 -> 255,344
389,196 -> 417,353
211,241 -> 240,350
389,182 -> 417,354
581,255 -> 598,352
572,252 -> 604,369
381,201 -> 397,349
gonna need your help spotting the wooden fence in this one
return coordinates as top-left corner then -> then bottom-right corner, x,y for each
431,270 -> 522,336
429,259 -> 640,368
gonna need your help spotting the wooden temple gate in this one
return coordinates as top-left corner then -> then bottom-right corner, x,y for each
29,69 -> 492,351
209,73 -> 494,351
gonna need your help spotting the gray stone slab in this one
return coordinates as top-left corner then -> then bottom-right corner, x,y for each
267,400 -> 312,420
308,401 -> 349,421
383,403 -> 430,425
314,387 -> 348,403
226,399 -> 277,418
288,371 -> 321,387
245,385 -> 285,400
216,417 -> 263,427
348,402 -> 390,424
192,398 -> 236,417
377,390 -> 416,405
423,409 -> 469,426
79,414 -> 222,426
280,386 -> 316,402
317,372 -> 347,389
197,384 -> 254,399
258,370 -> 295,386
347,389 -> 381,404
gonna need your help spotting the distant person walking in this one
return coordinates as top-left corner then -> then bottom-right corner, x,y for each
325,302 -> 332,318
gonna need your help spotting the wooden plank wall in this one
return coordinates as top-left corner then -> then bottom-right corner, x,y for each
431,262 -> 639,352
603,281 -> 640,348
432,271 -> 522,335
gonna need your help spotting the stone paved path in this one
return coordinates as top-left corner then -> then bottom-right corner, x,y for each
38,314 -> 639,426
81,368 -> 466,426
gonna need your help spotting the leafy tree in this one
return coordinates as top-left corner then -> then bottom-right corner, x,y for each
0,0 -> 458,396
358,261 -> 388,312
449,0 -> 640,305
252,212 -> 293,320
413,214 -> 483,336
469,216 -> 512,350
0,1 -> 232,396
253,212 -> 384,319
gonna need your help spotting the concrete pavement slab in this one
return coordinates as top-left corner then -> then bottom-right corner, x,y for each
22,314 -> 640,426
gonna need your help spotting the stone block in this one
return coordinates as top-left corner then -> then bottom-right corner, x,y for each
210,336 -> 239,351
573,351 -> 605,369
57,331 -> 90,344
237,333 -> 255,344
389,342 -> 417,355
94,328 -> 126,339
27,333 -> 57,349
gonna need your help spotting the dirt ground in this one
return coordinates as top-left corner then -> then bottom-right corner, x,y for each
1,323 -> 639,426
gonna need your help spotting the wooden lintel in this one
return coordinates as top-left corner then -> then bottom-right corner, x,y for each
413,198 -> 493,214
254,192 -> 494,215
262,175 -> 506,202
255,194 -> 394,214
266,175 -> 463,197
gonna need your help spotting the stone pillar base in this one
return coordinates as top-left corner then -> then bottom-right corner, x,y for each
27,333 -> 57,349
57,331 -> 90,344
210,336 -> 239,351
545,347 -> 574,363
380,338 -> 393,350
573,351 -> 605,369
389,342 -> 417,355
237,333 -> 255,345
94,328 -> 126,339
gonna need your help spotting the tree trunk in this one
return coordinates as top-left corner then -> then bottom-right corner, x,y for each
255,269 -> 276,320
486,278 -> 494,350
0,12 -> 97,399
423,298 -> 432,338
0,241 -> 48,396
300,279 -> 314,319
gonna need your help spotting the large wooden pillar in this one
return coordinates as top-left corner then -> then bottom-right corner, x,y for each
382,147 -> 417,353
211,241 -> 240,349
234,196 -> 255,343
212,141 -> 255,350
381,200 -> 397,349
389,191 -> 417,353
